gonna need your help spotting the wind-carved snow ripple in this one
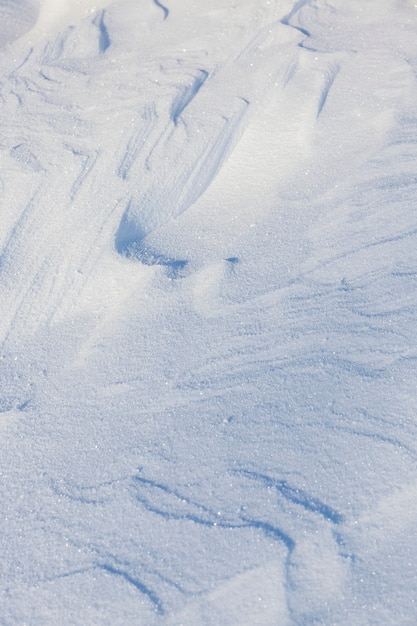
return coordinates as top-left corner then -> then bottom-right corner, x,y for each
114,9 -> 354,269
238,470 -> 345,525
130,467 -> 345,566
127,460 -> 351,622
130,471 -> 295,548
41,8 -> 111,62
117,104 -> 157,180
115,95 -> 249,262
98,564 -> 165,615
170,69 -> 208,125
113,17 -> 304,264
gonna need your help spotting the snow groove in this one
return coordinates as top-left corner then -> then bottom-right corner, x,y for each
131,471 -> 297,556
98,564 -> 165,615
131,473 -> 245,528
153,0 -> 169,21
316,61 -> 340,117
117,105 -> 157,180
238,470 -> 345,524
170,69 -> 208,124
93,10 -> 111,54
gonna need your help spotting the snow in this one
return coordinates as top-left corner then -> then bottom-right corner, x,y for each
1,0 -> 417,623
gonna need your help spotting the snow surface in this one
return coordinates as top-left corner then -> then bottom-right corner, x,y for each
1,0 -> 417,623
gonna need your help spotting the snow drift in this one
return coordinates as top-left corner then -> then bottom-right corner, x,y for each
1,0 -> 417,624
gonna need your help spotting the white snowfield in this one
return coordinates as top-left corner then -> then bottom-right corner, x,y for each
1,0 -> 417,623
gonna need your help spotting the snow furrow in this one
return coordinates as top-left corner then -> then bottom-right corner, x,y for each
170,69 -> 208,124
153,0 -> 169,21
117,104 -> 157,180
